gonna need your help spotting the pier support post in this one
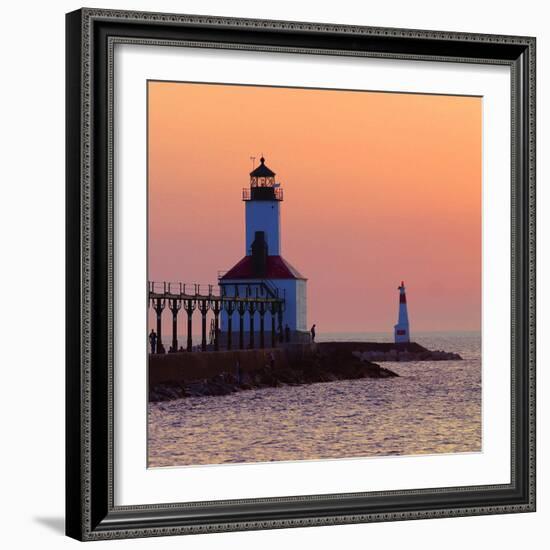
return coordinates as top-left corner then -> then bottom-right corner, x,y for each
168,299 -> 182,352
248,303 -> 257,349
211,299 -> 221,351
259,302 -> 266,349
238,301 -> 246,350
278,308 -> 284,343
187,313 -> 192,351
225,301 -> 235,350
270,304 -> 277,348
183,299 -> 196,352
153,298 -> 166,352
198,299 -> 209,352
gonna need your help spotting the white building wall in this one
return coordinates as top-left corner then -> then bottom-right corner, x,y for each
245,201 -> 280,255
277,279 -> 297,331
295,279 -> 308,331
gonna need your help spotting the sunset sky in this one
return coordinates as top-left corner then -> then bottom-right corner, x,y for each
148,81 -> 481,334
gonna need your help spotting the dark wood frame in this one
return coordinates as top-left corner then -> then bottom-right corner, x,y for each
66,8 -> 536,541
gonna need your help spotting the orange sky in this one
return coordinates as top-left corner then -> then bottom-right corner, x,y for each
148,81 -> 481,333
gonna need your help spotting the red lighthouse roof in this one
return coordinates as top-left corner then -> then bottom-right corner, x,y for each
220,255 -> 306,280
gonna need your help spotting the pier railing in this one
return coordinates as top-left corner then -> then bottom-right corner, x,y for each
148,281 -> 285,353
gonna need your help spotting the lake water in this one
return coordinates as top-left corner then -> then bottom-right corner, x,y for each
148,331 -> 481,467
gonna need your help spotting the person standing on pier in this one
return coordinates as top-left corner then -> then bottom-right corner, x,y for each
149,329 -> 158,354
310,324 -> 316,343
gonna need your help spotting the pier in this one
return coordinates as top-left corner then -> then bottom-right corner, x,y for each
149,342 -> 400,402
148,281 -> 285,353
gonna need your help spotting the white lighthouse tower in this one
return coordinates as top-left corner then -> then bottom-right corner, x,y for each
219,157 -> 308,344
244,157 -> 281,255
394,281 -> 410,343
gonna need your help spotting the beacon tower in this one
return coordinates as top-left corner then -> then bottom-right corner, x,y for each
394,281 -> 410,343
219,157 -> 308,341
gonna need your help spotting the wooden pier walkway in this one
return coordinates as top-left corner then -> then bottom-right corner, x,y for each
148,281 -> 285,353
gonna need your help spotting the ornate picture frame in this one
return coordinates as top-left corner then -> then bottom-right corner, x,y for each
66,8 -> 536,541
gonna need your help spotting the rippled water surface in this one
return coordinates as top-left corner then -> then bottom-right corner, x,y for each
148,332 -> 481,467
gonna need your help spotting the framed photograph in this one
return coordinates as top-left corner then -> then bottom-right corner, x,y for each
66,8 -> 536,541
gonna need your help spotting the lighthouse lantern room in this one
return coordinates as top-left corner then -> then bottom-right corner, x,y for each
219,157 -> 308,344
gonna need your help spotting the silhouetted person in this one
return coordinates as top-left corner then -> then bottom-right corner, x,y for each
284,324 -> 291,343
310,324 -> 316,343
149,329 -> 157,354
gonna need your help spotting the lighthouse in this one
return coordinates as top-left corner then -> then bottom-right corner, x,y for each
394,281 -> 410,343
219,157 -> 308,344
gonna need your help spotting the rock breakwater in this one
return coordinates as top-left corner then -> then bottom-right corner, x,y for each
149,343 -> 398,402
